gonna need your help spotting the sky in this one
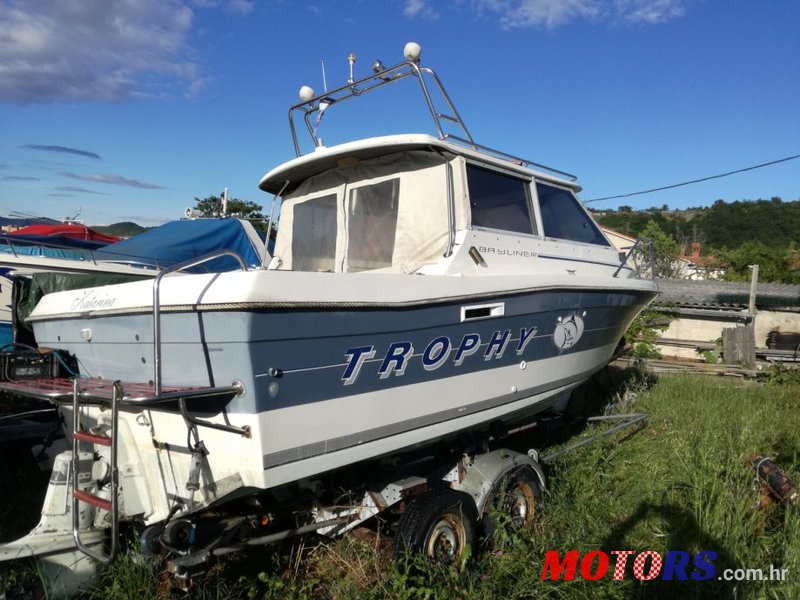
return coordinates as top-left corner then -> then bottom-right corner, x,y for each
0,0 -> 798,226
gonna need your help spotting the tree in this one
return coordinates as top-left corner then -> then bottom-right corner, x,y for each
674,222 -> 706,255
698,198 -> 800,249
193,195 -> 264,219
717,241 -> 800,284
639,220 -> 684,279
192,194 -> 275,239
620,219 -> 680,358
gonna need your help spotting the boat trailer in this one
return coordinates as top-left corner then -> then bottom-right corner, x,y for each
0,373 -> 647,596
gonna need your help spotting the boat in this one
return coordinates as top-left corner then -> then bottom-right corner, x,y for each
4,222 -> 121,244
0,217 -> 268,346
0,43 -> 657,578
0,223 -> 122,346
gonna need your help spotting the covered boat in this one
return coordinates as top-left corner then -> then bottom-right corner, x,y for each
0,218 -> 267,346
0,44 -> 656,579
0,224 -> 120,345
8,223 -> 121,244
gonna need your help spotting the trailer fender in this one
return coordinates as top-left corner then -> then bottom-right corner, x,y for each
449,448 -> 545,518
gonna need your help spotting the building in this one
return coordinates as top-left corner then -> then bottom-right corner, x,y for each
679,242 -> 725,280
652,279 -> 800,362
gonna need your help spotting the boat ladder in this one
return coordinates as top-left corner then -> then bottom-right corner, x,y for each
70,379 -> 121,564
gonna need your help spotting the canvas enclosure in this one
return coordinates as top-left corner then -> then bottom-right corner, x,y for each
273,150 -> 468,273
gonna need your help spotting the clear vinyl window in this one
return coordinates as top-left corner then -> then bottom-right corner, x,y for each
291,193 -> 338,271
346,178 -> 400,271
466,164 -> 535,235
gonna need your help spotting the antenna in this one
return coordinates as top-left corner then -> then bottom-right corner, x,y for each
321,60 -> 328,93
221,188 -> 229,216
347,52 -> 356,84
68,206 -> 82,223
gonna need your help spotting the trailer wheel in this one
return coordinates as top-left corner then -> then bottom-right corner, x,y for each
162,519 -> 196,550
393,489 -> 477,563
483,466 -> 541,542
503,467 -> 540,528
140,524 -> 164,555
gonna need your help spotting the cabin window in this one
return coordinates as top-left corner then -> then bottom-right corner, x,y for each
536,183 -> 610,246
346,178 -> 400,271
291,194 -> 337,271
466,164 -> 535,235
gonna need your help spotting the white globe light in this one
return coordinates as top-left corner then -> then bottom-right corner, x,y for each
403,42 -> 422,62
299,86 -> 315,102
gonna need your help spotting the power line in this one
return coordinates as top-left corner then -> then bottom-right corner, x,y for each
584,153 -> 800,204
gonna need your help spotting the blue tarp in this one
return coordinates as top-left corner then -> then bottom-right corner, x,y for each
94,219 -> 266,272
0,217 -> 59,227
0,234 -> 108,254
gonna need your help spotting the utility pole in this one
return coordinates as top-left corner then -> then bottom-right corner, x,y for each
748,264 -> 759,316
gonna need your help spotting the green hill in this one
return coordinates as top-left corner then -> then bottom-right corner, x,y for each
92,221 -> 149,238
591,197 -> 800,250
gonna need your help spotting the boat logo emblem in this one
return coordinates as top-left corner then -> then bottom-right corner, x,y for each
553,313 -> 585,351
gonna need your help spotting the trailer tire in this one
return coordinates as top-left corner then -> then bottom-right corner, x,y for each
392,489 -> 477,563
483,466 -> 541,542
140,524 -> 164,555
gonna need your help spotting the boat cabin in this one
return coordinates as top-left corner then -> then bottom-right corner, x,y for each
258,43 -> 613,276
262,136 -> 611,275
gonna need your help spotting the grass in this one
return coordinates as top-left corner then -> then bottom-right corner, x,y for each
3,368 -> 800,599
529,371 -> 800,599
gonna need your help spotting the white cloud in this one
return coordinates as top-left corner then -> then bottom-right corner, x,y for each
468,0 -> 689,28
404,0 -> 425,17
403,0 -> 439,20
0,0 -> 248,104
226,0 -> 255,15
55,185 -> 111,195
614,0 -> 687,23
502,0 -> 599,29
59,171 -> 165,190
192,0 -> 254,15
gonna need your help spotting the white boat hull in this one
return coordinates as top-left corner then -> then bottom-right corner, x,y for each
29,271 -> 656,523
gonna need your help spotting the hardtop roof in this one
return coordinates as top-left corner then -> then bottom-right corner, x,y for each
258,134 -> 582,195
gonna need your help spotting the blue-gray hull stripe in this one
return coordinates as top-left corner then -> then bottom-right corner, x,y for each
254,303 -> 633,411
261,368 -> 591,470
270,325 -> 613,378
33,288 -> 655,418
